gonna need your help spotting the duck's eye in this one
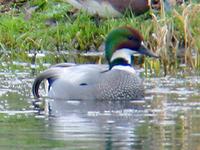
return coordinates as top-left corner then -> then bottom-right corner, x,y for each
127,35 -> 139,42
128,35 -> 134,40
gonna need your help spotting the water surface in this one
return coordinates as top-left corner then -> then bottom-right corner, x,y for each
0,61 -> 200,150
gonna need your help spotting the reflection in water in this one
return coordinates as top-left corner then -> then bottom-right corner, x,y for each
0,64 -> 200,150
48,99 -> 146,150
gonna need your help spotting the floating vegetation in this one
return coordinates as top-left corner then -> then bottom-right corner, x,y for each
0,0 -> 199,76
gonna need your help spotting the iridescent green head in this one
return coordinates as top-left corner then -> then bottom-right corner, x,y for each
105,26 -> 158,67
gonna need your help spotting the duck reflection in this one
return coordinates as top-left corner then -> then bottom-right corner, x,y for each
45,98 -> 147,150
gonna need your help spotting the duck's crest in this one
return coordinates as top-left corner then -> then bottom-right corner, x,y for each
121,26 -> 144,41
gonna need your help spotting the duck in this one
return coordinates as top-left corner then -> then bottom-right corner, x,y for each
65,0 -> 150,17
32,26 -> 158,101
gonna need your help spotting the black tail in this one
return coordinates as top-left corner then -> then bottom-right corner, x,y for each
32,68 -> 61,98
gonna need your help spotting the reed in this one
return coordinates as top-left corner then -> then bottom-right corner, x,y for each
145,1 -> 200,76
0,0 -> 199,75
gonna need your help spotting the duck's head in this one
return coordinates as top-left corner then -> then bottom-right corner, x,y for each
105,26 -> 158,69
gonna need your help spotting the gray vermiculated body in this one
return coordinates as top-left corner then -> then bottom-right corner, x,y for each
48,65 -> 144,100
48,64 -> 107,100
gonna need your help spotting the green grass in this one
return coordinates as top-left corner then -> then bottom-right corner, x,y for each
0,0 -> 200,76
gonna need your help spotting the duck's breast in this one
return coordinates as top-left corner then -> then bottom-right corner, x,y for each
94,69 -> 144,100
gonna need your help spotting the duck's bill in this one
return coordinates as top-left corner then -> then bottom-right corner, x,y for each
138,42 -> 159,58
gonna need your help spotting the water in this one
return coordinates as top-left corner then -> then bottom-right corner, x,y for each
0,61 -> 200,150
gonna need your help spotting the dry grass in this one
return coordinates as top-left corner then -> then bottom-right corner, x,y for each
146,1 -> 200,76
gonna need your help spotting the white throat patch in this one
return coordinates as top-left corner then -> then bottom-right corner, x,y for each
110,48 -> 137,64
112,65 -> 136,74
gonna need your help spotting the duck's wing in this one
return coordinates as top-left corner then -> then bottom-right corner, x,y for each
32,64 -> 108,98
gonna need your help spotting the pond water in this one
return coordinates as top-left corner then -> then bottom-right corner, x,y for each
0,60 -> 200,150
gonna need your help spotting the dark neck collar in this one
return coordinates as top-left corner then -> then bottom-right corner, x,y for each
109,58 -> 131,70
